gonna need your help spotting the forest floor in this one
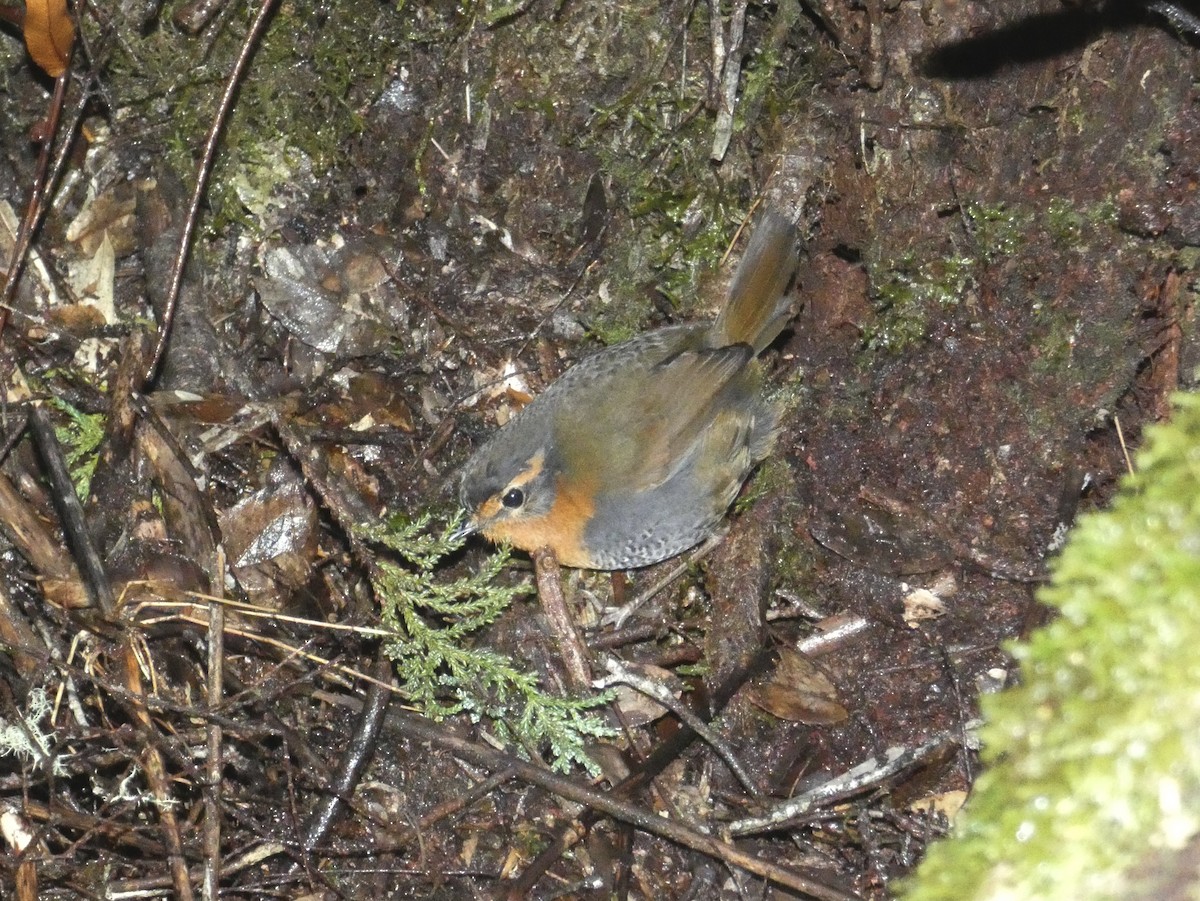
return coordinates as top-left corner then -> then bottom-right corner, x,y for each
0,0 -> 1196,898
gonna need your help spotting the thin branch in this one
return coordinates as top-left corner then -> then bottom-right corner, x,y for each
595,656 -> 763,799
295,651 -> 393,864
0,61 -> 78,338
391,709 -> 862,901
729,736 -> 950,836
142,0 -> 281,389
202,569 -> 225,901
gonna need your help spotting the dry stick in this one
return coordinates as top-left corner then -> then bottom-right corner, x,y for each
520,552 -> 644,897
530,546 -> 634,788
269,421 -> 407,870
0,62 -> 74,336
1114,414 -> 1135,476
594,656 -> 763,799
117,641 -> 195,900
9,798 -> 167,857
294,652 -> 394,868
531,548 -> 593,690
202,576 -> 225,901
729,737 -> 949,837
414,767 -> 517,831
502,819 -> 594,901
514,624 -> 772,897
391,709 -> 859,901
142,0 -> 281,389
27,406 -> 194,901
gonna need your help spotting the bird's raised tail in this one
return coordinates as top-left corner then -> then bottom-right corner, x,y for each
708,210 -> 800,354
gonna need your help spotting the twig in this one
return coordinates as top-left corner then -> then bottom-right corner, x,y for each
532,548 -> 593,690
595,656 -> 763,799
729,736 -> 949,836
0,61 -> 77,338
530,548 -> 634,795
143,0 -> 281,388
202,568 -> 225,901
118,641 -> 195,899
1114,414 -> 1135,476
391,709 -> 861,901
415,767 -> 517,830
512,610 -> 766,897
1148,0 -> 1200,38
795,616 -> 873,655
295,651 -> 394,864
502,817 -> 594,901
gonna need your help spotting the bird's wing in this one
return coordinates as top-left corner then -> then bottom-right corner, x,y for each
556,343 -> 755,494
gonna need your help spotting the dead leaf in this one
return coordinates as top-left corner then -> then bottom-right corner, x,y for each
219,480 -> 318,608
748,647 -> 849,725
254,239 -> 404,357
610,664 -> 682,726
67,231 -> 116,322
24,0 -> 74,79
153,392 -> 251,425
902,586 -> 947,627
65,185 -> 138,256
909,789 -> 968,821
47,302 -> 106,335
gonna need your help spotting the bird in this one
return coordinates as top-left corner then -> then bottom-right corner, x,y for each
454,210 -> 799,570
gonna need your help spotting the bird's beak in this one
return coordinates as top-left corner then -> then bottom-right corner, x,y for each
449,517 -> 478,544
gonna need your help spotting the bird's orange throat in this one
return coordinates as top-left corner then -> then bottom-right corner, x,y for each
481,472 -> 599,568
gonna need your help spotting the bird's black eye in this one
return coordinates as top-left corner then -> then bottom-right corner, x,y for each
501,488 -> 525,509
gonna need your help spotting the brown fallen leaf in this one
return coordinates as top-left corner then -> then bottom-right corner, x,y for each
909,789 -> 968,821
748,646 -> 849,725
47,302 -> 107,335
24,0 -> 74,79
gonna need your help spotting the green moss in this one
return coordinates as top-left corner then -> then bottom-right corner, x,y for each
862,251 -> 973,353
1044,197 -> 1085,245
586,298 -> 656,347
1027,297 -> 1080,376
553,2 -> 804,346
903,391 -> 1200,901
965,201 -> 1029,263
48,399 -> 105,501
861,197 -> 1078,357
1041,195 -> 1122,251
1089,197 -> 1119,228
